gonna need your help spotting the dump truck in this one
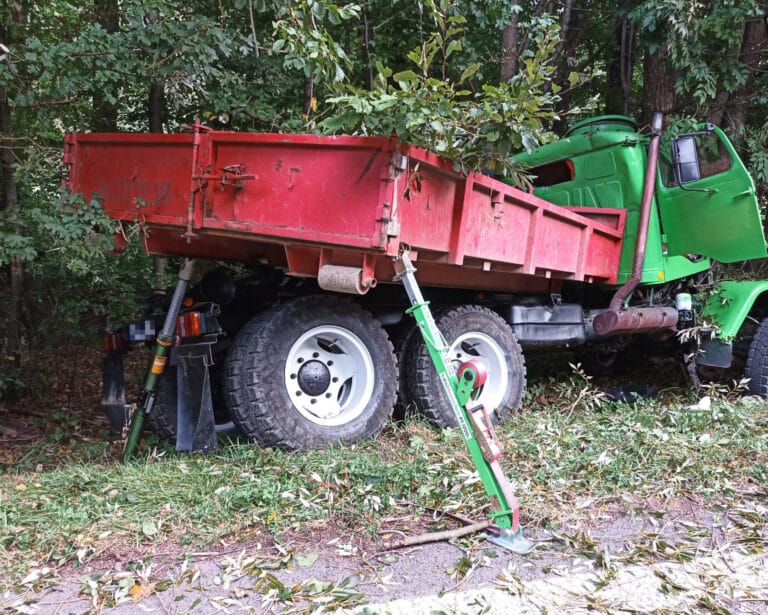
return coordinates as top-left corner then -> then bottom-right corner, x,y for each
64,112 -> 768,452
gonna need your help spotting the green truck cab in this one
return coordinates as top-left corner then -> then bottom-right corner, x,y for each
514,115 -> 768,390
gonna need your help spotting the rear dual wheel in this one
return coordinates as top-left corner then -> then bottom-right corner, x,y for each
217,299 -> 525,448
406,306 -> 526,428
226,296 -> 397,450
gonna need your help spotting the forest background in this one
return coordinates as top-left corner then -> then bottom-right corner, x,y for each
1,0 -> 767,394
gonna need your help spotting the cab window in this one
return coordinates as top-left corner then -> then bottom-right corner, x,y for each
528,159 -> 574,187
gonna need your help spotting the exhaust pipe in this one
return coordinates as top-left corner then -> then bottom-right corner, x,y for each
593,306 -> 678,336
593,112 -> 678,337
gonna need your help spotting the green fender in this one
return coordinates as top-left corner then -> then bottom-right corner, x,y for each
701,280 -> 768,339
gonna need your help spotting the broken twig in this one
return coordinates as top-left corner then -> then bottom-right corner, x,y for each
379,519 -> 494,551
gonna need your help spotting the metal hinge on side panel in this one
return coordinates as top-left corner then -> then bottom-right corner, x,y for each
384,152 -> 408,239
387,218 -> 401,237
391,152 -> 408,175
377,203 -> 401,239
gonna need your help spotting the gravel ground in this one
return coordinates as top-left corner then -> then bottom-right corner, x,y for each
3,499 -> 766,614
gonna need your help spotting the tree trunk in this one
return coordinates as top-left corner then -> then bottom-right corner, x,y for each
0,28 -> 22,365
722,15 -> 766,141
148,82 -> 164,133
605,11 -> 635,115
552,1 -> 581,134
147,80 -> 167,294
92,0 -> 119,131
304,75 -> 315,117
499,11 -> 519,82
362,9 -> 373,90
550,0 -> 573,66
0,87 -> 15,214
642,45 -> 677,125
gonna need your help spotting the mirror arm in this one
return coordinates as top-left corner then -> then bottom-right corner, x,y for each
678,123 -> 715,140
673,180 -> 717,195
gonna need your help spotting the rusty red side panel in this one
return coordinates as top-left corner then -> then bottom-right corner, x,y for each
65,129 -> 625,291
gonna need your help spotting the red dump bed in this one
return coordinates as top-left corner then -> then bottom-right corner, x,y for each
65,127 -> 625,292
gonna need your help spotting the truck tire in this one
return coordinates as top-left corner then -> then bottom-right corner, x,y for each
146,365 -> 237,441
745,317 -> 768,395
144,366 -> 178,440
226,296 -> 397,450
387,318 -> 421,419
408,305 -> 526,428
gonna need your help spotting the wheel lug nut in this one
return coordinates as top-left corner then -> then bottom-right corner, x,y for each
312,352 -> 319,358
327,360 -> 333,366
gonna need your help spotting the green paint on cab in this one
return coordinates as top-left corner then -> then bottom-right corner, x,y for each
701,280 -> 768,339
512,116 -> 766,287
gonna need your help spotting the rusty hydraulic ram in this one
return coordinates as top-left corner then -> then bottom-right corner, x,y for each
593,112 -> 678,337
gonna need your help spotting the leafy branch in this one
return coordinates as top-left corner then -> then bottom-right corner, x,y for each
315,6 -> 596,184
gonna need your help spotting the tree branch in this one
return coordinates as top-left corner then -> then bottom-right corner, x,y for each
378,519 -> 494,551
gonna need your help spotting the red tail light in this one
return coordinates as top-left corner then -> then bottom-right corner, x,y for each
104,332 -> 124,352
177,311 -> 202,338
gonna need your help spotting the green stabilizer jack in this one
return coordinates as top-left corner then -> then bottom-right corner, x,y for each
393,250 -> 536,555
123,258 -> 196,463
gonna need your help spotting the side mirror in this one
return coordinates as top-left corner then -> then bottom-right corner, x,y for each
671,136 -> 701,184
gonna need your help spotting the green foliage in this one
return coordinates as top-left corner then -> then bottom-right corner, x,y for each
24,239 -> 155,346
0,0 -> 767,356
0,188 -> 154,345
628,0 -> 766,138
745,120 -> 768,187
630,0 -> 761,105
272,1 -> 360,82
15,193 -> 118,272
317,3 -> 584,181
0,365 -> 26,400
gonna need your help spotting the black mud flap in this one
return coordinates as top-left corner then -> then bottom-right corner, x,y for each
102,351 -> 129,431
696,339 -> 733,368
175,345 -> 217,454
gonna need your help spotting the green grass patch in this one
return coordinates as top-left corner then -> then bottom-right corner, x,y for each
1,370 -> 767,587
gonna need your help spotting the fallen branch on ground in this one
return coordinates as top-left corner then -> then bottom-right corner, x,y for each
378,519 -> 495,551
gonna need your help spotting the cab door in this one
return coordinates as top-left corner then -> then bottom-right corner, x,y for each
656,127 -> 767,263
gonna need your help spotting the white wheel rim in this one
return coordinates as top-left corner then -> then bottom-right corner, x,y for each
284,325 -> 375,426
449,332 -> 509,411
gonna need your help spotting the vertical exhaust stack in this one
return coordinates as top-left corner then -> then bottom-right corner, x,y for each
593,113 -> 679,336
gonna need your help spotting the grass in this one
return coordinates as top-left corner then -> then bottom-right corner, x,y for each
1,358 -> 767,595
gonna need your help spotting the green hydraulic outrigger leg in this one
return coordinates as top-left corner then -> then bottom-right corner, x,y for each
393,250 -> 536,555
123,258 -> 197,462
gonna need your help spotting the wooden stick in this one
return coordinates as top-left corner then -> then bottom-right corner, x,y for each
379,519 -> 494,551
